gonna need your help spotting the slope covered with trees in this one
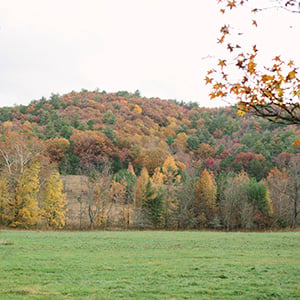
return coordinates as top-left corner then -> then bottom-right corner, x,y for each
0,90 -> 299,229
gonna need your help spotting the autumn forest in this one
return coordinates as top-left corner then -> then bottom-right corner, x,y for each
0,90 -> 299,230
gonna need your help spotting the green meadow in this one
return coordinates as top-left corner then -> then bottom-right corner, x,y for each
0,230 -> 299,299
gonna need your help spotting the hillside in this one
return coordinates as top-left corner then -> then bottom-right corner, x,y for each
0,90 -> 299,229
0,90 -> 298,176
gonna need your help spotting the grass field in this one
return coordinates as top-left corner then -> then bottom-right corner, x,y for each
0,230 -> 299,299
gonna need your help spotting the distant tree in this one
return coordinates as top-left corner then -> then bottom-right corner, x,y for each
165,135 -> 175,147
266,167 -> 293,227
60,124 -> 74,139
45,121 -> 57,139
161,156 -> 181,184
103,126 -> 117,143
247,178 -> 273,217
143,181 -> 163,228
41,169 -> 67,229
143,148 -> 169,175
114,168 -> 137,204
10,161 -> 41,228
194,169 -> 217,226
177,174 -> 196,229
132,105 -> 143,114
134,89 -> 141,97
221,172 -> 250,230
197,143 -> 215,159
70,130 -> 114,171
77,122 -> 88,131
0,174 -> 12,225
87,119 -> 96,130
287,155 -> 300,227
221,171 -> 271,230
267,154 -> 299,227
82,166 -> 112,229
46,138 -> 70,165
187,134 -> 200,150
135,167 -> 149,208
235,152 -> 268,180
0,128 -> 45,178
49,93 -> 61,109
160,156 -> 181,228
103,110 -> 116,125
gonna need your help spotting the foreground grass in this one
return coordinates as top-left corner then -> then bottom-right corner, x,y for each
0,230 -> 299,299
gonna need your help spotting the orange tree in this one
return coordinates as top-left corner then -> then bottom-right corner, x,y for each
206,0 -> 300,132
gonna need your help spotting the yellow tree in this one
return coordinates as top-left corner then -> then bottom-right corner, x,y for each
161,156 -> 181,184
41,169 -> 67,229
160,156 -> 182,228
194,169 -> 217,226
151,167 -> 164,187
11,161 -> 41,227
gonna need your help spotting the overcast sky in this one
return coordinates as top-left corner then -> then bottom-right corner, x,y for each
0,0 -> 299,108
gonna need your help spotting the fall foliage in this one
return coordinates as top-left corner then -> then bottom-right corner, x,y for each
0,89 -> 298,229
194,169 -> 217,226
207,0 -> 300,126
12,161 -> 40,228
41,169 -> 67,229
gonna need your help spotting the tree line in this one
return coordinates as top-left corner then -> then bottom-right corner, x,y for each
0,91 -> 298,230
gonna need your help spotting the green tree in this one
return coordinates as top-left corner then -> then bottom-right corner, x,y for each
103,110 -> 116,124
247,178 -> 272,216
60,124 -> 74,139
187,134 -> 200,150
45,121 -> 56,139
143,181 -> 163,228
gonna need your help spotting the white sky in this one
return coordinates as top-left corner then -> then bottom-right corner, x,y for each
0,0 -> 299,108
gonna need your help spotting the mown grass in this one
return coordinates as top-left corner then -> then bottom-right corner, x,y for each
0,230 -> 299,299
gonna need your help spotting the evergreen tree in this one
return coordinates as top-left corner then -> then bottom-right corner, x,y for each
143,181 -> 162,228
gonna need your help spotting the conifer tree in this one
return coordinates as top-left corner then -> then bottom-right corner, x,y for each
41,169 -> 67,229
161,156 -> 180,184
194,169 -> 217,226
161,156 -> 181,228
143,180 -> 162,228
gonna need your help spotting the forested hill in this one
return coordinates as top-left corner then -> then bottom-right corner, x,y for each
0,90 -> 299,230
0,90 -> 298,179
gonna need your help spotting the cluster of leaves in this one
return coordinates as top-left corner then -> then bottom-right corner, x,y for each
206,0 -> 300,128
